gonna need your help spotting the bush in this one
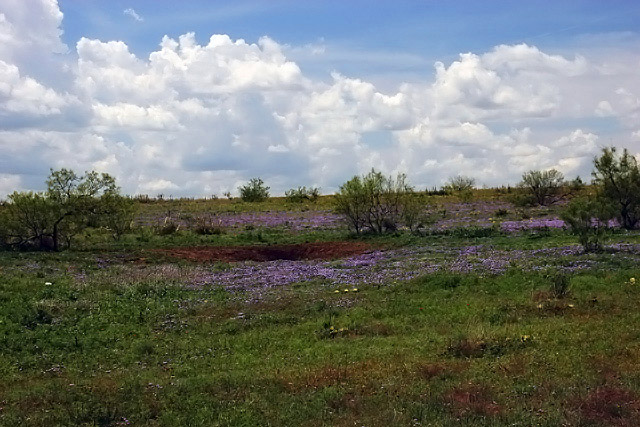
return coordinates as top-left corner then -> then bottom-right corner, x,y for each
1,169 -> 131,250
519,169 -> 564,206
334,169 -> 424,234
186,216 -> 224,235
549,272 -> 571,299
592,147 -> 640,229
285,186 -> 320,203
99,194 -> 136,240
238,178 -> 270,202
443,175 -> 476,193
560,197 -> 614,252
155,218 -> 180,236
442,175 -> 476,202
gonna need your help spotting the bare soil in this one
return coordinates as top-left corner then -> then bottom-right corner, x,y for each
156,241 -> 372,263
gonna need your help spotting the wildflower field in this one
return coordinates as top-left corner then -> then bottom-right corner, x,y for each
2,192 -> 640,426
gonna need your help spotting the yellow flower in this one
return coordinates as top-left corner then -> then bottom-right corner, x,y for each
521,335 -> 530,341
567,303 -> 575,308
334,290 -> 340,293
343,288 -> 349,292
537,303 -> 544,309
630,277 -> 636,284
352,288 -> 359,292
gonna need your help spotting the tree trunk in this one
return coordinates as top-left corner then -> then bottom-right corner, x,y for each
52,223 -> 59,251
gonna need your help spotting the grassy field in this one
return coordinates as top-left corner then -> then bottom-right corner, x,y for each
2,193 -> 640,426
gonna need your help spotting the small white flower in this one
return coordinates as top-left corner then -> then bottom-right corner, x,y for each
45,282 -> 52,286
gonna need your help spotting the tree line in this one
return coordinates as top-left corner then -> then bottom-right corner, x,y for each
1,147 -> 638,252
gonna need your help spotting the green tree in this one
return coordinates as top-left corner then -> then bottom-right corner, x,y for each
442,175 -> 476,202
1,192 -> 56,249
238,178 -> 270,202
285,186 -> 320,203
1,169 -> 133,250
560,197 -> 614,252
334,169 -> 423,234
592,147 -> 640,230
519,169 -> 564,206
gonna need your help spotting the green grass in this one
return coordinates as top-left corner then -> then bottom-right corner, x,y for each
2,191 -> 640,425
2,253 -> 640,425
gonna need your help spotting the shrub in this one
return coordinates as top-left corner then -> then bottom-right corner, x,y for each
1,169 -> 130,250
425,187 -> 447,196
592,147 -> 640,229
334,169 -> 424,234
443,175 -> 476,201
155,218 -> 180,236
285,186 -> 320,203
519,169 -> 564,206
546,270 -> 571,299
188,216 -> 224,235
238,178 -> 270,202
99,194 -> 136,240
443,175 -> 476,193
560,197 -> 614,252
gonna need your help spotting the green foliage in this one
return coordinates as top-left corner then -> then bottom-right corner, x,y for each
443,175 -> 476,193
285,186 -> 320,203
238,178 -> 270,202
519,169 -> 564,206
0,192 -> 56,249
98,193 -> 137,240
546,270 -> 571,299
443,175 -> 476,201
334,169 -> 424,234
1,169 -> 131,250
592,147 -> 640,229
560,196 -> 614,252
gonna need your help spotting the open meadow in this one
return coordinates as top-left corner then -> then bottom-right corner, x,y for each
2,190 -> 640,426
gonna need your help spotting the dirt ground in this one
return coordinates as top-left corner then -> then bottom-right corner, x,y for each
155,241 -> 373,263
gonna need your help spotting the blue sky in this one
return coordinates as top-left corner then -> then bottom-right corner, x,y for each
1,1 -> 639,196
60,1 -> 640,54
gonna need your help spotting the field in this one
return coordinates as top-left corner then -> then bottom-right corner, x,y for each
2,191 -> 640,426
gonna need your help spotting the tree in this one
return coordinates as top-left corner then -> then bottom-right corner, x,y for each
443,175 -> 476,193
560,197 -> 614,252
285,186 -> 320,203
592,147 -> 640,230
519,169 -> 564,206
1,169 -> 133,250
443,175 -> 476,202
238,178 -> 270,202
1,192 -> 56,249
334,169 -> 423,234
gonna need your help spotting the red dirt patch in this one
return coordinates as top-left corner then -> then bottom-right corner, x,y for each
577,386 -> 640,426
156,241 -> 372,263
444,384 -> 503,418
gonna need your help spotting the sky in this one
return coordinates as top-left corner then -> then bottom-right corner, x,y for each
1,0 -> 639,197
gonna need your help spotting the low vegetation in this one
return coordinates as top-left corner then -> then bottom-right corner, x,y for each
334,169 -> 423,234
2,147 -> 640,426
238,177 -> 270,202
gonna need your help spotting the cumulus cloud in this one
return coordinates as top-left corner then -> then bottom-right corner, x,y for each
0,0 -> 639,197
0,60 -> 75,117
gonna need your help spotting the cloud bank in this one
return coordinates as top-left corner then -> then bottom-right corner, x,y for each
1,0 -> 639,197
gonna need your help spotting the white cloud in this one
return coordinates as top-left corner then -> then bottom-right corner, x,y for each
0,173 -> 21,197
0,60 -> 75,116
0,0 -> 639,197
595,100 -> 615,117
124,8 -> 143,22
